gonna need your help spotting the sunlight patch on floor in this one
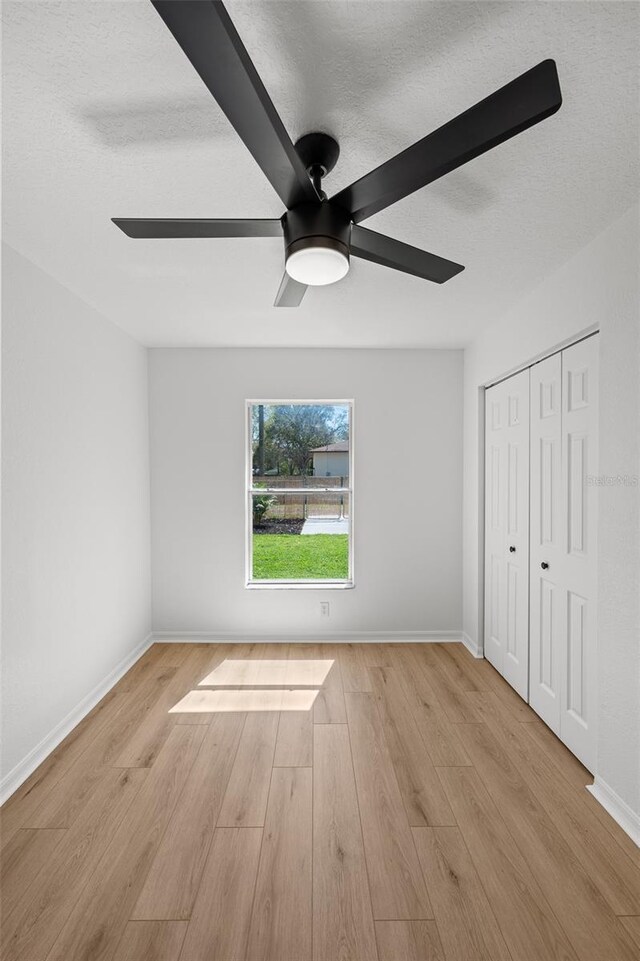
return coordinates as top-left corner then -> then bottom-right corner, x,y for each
169,688 -> 320,713
198,658 -> 334,687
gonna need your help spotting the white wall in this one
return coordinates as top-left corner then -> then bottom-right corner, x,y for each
1,246 -> 151,792
462,205 -> 640,819
149,348 -> 463,637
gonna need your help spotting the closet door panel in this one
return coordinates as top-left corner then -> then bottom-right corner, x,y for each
529,354 -> 563,733
560,336 -> 599,770
484,370 -> 529,699
484,389 -> 506,673
502,379 -> 529,697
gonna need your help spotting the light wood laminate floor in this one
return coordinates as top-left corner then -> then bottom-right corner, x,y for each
1,642 -> 639,961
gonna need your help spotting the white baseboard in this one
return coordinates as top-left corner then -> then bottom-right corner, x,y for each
587,777 -> 640,848
0,633 -> 154,806
461,632 -> 483,658
151,630 -> 464,644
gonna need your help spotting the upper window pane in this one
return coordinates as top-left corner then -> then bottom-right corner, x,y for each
251,403 -> 349,481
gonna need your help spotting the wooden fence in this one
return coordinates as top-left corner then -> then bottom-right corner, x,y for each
253,475 -> 348,488
252,476 -> 350,522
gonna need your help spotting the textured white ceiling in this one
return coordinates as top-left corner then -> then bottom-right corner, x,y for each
2,1 -> 639,347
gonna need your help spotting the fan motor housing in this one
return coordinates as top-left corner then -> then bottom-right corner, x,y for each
282,202 -> 351,262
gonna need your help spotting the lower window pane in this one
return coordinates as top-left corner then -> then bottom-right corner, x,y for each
251,492 -> 349,580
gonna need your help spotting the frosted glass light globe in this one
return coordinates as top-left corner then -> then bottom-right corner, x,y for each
286,245 -> 350,286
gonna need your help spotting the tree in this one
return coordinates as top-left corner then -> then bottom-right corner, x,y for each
256,404 -> 265,475
252,404 -> 348,476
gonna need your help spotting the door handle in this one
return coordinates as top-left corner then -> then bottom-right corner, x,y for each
541,562 -> 549,570
509,546 -> 516,553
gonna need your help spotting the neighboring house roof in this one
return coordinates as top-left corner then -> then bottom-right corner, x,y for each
310,442 -> 349,453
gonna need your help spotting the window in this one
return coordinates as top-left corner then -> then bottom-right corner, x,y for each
246,401 -> 353,588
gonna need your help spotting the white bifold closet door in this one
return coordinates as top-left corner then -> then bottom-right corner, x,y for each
530,336 -> 599,770
529,352 -> 563,730
483,369 -> 530,700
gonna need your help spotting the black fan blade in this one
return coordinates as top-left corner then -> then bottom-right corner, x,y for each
350,225 -> 464,284
151,1 -> 319,209
332,59 -> 561,223
274,272 -> 307,307
112,218 -> 282,239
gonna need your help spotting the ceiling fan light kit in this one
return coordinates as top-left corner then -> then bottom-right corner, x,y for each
285,242 -> 350,287
113,0 -> 562,307
283,187 -> 351,286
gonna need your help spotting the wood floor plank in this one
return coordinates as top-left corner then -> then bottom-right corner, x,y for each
111,646 -> 160,691
0,828 -> 66,919
198,642 -> 275,686
437,766 -> 578,961
393,656 -> 471,767
478,672 -> 538,724
0,690 -> 127,845
583,790 -> 640,870
313,724 -> 378,961
281,643 -> 334,689
172,645 -> 228,723
150,642 -> 197,663
246,767 -> 312,961
414,647 -> 482,723
29,674 -> 177,829
339,644 -> 373,692
132,712 -> 244,920
309,643 -> 347,724
524,719 -> 638,868
289,644 -> 347,724
178,827 -> 262,961
169,687 -> 320,713
45,725 -> 206,961
522,717 -> 593,790
520,719 -> 640,876
369,667 -> 455,827
427,644 -> 483,692
113,648 -> 215,767
619,916 -> 640,950
468,692 -> 640,915
259,642 -> 292,678
375,921 -> 445,961
412,827 -> 512,961
456,721 -> 639,961
345,692 -> 432,920
198,645 -> 276,686
445,643 -> 537,723
113,644 -> 181,693
360,643 -> 394,667
112,921 -> 187,961
2,767 -> 147,961
274,711 -> 313,767
217,712 -> 279,827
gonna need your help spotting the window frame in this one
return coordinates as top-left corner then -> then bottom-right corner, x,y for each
245,399 -> 354,589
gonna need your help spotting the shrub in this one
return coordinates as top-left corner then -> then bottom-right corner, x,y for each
252,487 -> 275,526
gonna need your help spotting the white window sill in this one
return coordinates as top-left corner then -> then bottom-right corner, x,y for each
246,580 -> 355,590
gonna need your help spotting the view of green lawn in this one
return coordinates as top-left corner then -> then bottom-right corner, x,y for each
252,534 -> 348,580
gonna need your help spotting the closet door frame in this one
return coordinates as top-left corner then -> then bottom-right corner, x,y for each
479,329 -> 599,769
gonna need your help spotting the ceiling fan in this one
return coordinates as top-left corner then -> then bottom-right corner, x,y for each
113,0 -> 562,307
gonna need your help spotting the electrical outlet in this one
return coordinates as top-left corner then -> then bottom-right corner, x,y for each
320,602 -> 330,617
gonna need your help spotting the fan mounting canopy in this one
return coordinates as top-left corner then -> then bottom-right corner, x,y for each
294,132 -> 340,178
